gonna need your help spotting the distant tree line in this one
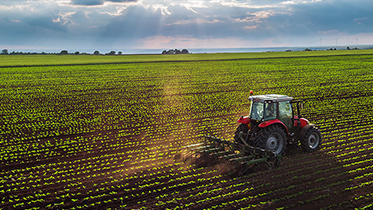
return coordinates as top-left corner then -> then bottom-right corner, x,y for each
2,48 -> 190,55
1,48 -> 191,55
162,49 -> 189,54
57,50 -> 123,55
0,49 -> 124,55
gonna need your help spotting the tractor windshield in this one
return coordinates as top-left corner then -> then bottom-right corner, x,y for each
249,101 -> 264,121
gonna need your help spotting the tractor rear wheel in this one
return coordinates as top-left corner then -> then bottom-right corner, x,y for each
301,127 -> 322,152
254,125 -> 287,155
234,123 -> 249,145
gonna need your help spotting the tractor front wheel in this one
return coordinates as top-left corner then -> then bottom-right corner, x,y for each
301,127 -> 322,152
254,125 -> 287,155
234,123 -> 249,145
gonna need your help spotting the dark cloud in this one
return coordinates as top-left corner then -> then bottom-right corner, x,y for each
260,0 -> 373,37
97,5 -> 163,39
0,17 -> 66,48
24,15 -> 66,32
71,0 -> 137,6
71,0 -> 103,6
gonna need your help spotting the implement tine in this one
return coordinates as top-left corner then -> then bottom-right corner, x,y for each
190,145 -> 213,151
184,143 -> 205,148
224,153 -> 242,159
229,155 -> 255,163
213,150 -> 233,157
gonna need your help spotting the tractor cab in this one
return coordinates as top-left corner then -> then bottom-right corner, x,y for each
248,94 -> 302,133
249,94 -> 293,118
236,92 -> 321,155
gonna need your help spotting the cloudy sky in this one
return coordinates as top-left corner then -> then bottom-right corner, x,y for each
0,0 -> 372,52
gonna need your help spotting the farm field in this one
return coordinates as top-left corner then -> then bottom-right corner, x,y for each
1,49 -> 373,66
1,50 -> 373,209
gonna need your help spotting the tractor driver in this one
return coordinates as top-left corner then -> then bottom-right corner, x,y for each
265,103 -> 276,119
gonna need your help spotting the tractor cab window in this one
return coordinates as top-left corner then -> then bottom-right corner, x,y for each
249,101 -> 264,121
279,101 -> 292,118
264,102 -> 277,121
279,101 -> 292,130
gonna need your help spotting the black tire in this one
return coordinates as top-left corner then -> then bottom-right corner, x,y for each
254,125 -> 287,155
234,123 -> 249,144
301,127 -> 322,152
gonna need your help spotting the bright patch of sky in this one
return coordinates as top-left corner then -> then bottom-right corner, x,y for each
0,0 -> 372,52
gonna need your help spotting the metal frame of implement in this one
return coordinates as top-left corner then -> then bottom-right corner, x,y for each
188,135 -> 282,173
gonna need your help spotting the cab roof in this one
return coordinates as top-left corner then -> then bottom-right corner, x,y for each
249,94 -> 293,103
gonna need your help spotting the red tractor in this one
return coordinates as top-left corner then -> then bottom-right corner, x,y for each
234,93 -> 322,155
189,92 -> 322,170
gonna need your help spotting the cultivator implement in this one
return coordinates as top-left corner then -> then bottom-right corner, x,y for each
187,135 -> 282,173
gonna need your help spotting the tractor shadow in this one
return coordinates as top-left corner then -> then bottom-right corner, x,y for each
174,141 -> 367,209
284,143 -> 305,157
272,151 -> 358,209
